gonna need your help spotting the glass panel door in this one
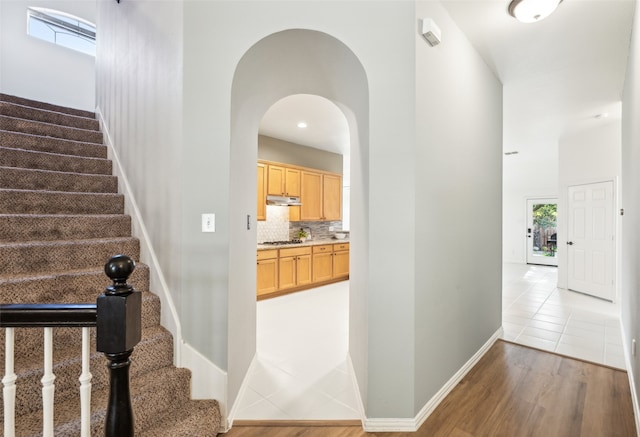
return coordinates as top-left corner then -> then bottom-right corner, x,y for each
526,198 -> 558,266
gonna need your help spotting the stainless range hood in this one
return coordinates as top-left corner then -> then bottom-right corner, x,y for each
266,195 -> 302,206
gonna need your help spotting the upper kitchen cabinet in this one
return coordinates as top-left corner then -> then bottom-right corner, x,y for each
257,163 -> 267,221
300,170 -> 341,221
267,165 -> 300,197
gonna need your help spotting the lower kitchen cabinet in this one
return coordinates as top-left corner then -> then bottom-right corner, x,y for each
257,242 -> 349,299
279,247 -> 312,289
257,250 -> 278,296
333,243 -> 350,278
312,245 -> 334,282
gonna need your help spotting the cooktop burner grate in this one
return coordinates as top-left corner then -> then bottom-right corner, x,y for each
262,240 -> 303,245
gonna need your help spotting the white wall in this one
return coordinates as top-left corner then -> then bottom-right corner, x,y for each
621,0 -> 640,416
96,0 -> 503,424
0,0 -> 95,111
95,0 -> 184,346
503,151 -> 559,263
414,2 -> 503,414
557,121 -> 621,291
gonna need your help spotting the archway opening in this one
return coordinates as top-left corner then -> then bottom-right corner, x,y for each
227,29 -> 370,422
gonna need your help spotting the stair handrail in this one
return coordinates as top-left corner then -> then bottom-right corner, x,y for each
0,254 -> 142,437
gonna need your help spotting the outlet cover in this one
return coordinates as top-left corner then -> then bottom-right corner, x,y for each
202,214 -> 215,232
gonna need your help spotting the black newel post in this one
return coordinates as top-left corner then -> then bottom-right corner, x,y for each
97,255 -> 142,437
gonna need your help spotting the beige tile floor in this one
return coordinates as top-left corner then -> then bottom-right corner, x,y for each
502,263 -> 625,369
234,263 -> 626,421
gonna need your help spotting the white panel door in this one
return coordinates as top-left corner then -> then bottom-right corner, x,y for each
567,181 -> 614,301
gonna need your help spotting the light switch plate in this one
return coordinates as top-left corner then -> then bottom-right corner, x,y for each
202,214 -> 215,232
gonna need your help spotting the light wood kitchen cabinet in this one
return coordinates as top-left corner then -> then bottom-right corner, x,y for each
312,244 -> 334,282
267,165 -> 301,197
279,246 -> 312,289
333,243 -> 350,278
257,250 -> 278,296
257,163 -> 267,221
301,171 -> 323,220
300,171 -> 341,221
323,174 -> 342,221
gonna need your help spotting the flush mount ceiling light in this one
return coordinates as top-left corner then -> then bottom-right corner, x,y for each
508,0 -> 562,23
297,122 -> 308,128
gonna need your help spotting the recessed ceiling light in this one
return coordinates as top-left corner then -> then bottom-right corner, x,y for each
595,113 -> 609,119
508,0 -> 562,23
297,122 -> 308,128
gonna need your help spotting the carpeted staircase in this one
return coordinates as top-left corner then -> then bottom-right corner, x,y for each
0,94 -> 221,436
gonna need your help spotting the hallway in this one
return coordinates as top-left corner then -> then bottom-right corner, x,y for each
502,263 -> 625,368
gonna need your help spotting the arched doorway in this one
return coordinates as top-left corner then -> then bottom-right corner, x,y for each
227,29 -> 369,422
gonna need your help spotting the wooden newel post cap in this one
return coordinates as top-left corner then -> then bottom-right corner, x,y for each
104,254 -> 135,294
97,255 -> 142,354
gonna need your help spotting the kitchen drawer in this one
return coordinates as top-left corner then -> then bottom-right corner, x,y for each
313,244 -> 333,254
279,246 -> 312,257
333,243 -> 349,252
257,249 -> 278,260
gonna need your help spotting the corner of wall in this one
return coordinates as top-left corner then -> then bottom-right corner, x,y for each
363,328 -> 503,432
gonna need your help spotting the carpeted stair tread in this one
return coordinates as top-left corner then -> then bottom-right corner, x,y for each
0,130 -> 108,158
0,237 -> 140,276
0,263 -> 150,301
0,214 -> 131,243
11,366 -> 196,437
138,399 -> 221,437
0,146 -> 112,174
0,166 -> 118,193
0,188 -> 124,214
0,101 -> 99,131
0,93 -> 95,119
0,115 -> 103,144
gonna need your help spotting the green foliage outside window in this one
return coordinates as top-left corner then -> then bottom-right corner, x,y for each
533,204 -> 557,228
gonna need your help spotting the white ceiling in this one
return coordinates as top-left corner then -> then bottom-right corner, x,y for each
259,94 -> 350,155
258,0 -> 635,161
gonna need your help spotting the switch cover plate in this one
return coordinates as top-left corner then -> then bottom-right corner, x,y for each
202,214 -> 215,232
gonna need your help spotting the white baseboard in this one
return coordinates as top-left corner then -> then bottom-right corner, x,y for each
181,341 -> 229,429
363,328 -> 503,432
95,107 -> 183,362
620,325 -> 640,435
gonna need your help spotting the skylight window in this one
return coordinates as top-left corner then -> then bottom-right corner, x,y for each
27,7 -> 96,56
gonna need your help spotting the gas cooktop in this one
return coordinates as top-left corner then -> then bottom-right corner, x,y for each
261,240 -> 303,245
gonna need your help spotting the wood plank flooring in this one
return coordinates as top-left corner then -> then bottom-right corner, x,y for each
224,340 -> 636,436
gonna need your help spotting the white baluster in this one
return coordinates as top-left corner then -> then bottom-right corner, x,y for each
79,327 -> 92,437
42,327 -> 55,437
3,327 -> 17,437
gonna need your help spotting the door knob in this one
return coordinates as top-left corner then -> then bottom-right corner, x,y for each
567,241 -> 574,245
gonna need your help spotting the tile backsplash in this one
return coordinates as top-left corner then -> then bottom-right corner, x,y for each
257,206 -> 289,242
257,206 -> 345,242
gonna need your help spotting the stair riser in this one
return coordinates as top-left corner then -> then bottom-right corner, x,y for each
0,167 -> 117,193
0,131 -> 107,159
0,238 -> 140,276
0,94 -> 95,119
0,146 -> 112,175
0,190 -> 124,215
3,329 -> 175,418
0,215 -> 131,243
0,116 -> 103,144
0,265 -> 150,300
0,102 -> 99,131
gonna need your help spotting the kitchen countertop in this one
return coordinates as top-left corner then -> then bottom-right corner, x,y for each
257,238 -> 349,250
